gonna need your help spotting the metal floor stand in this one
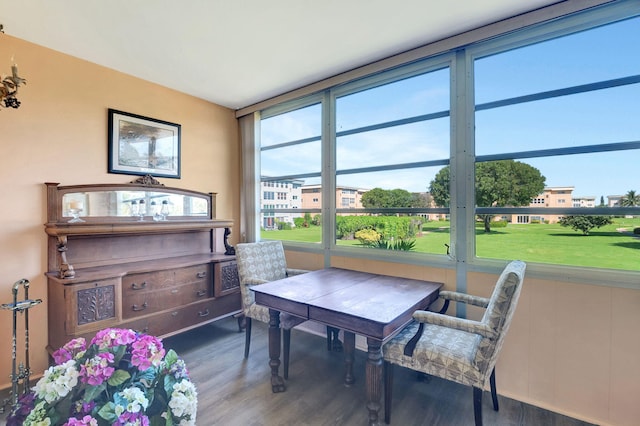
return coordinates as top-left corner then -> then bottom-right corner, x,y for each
0,279 -> 42,414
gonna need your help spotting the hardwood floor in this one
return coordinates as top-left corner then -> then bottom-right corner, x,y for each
0,317 -> 596,425
163,317 -> 594,426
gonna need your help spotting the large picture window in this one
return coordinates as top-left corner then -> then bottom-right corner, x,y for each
255,1 -> 640,276
472,13 -> 640,271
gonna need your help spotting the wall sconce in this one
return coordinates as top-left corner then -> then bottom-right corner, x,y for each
0,24 -> 27,110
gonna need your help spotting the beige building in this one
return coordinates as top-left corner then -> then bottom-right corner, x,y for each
510,186 -> 574,224
300,185 -> 366,211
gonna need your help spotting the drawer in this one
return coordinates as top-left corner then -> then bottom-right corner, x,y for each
175,264 -> 210,285
122,264 -> 210,297
123,281 -> 211,319
123,294 -> 241,338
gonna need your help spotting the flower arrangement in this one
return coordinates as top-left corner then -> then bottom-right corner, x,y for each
7,328 -> 197,426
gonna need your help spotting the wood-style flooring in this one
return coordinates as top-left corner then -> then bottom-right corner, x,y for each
0,316 -> 596,425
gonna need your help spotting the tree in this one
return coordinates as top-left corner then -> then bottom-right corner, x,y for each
621,190 -> 640,207
361,188 -> 413,208
599,195 -> 605,207
558,215 -> 612,235
411,192 -> 433,208
429,160 -> 546,232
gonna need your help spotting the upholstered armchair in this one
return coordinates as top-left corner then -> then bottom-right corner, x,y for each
382,260 -> 526,426
235,240 -> 339,379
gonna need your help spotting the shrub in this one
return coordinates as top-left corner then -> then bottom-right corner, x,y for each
276,220 -> 292,230
355,228 -> 381,246
336,215 -> 420,240
558,215 -> 613,235
633,227 -> 640,235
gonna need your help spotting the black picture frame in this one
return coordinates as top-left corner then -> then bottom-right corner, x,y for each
108,109 -> 181,179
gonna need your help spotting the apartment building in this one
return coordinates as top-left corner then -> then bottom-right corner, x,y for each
261,178 -> 303,229
299,185 -> 366,211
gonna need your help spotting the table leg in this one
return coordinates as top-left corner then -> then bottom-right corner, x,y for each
268,309 -> 285,393
365,337 -> 383,426
343,331 -> 355,386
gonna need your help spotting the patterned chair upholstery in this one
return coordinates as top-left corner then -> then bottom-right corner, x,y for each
236,240 -> 339,379
382,260 -> 526,426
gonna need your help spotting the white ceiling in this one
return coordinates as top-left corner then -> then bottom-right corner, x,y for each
0,0 -> 558,110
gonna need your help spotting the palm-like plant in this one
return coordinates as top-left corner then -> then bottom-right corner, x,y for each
621,190 -> 640,207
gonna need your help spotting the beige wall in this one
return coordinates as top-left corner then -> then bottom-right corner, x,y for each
0,35 -> 240,388
284,254 -> 640,426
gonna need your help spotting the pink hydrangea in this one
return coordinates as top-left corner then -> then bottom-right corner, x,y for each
64,415 -> 98,425
91,328 -> 137,350
79,352 -> 115,386
131,335 -> 165,371
113,411 -> 150,426
52,338 -> 87,364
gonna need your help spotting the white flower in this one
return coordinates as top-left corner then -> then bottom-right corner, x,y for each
33,360 -> 79,404
168,379 -> 198,422
114,387 -> 149,416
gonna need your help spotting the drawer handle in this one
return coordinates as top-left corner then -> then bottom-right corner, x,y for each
132,302 -> 148,311
198,309 -> 210,317
171,311 -> 179,317
196,290 -> 206,297
171,289 -> 179,294
196,271 -> 207,279
131,281 -> 147,290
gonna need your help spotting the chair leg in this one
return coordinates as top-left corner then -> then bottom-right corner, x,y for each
283,328 -> 291,380
326,326 -> 343,352
326,326 -> 332,351
384,361 -> 393,424
490,368 -> 499,411
243,317 -> 252,358
473,386 -> 484,426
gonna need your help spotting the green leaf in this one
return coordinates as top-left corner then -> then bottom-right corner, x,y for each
108,369 -> 131,386
98,401 -> 118,422
111,344 -> 127,364
164,349 -> 179,366
83,382 -> 107,402
164,374 -> 177,396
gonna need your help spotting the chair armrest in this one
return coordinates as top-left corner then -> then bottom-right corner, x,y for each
412,310 -> 497,340
244,277 -> 269,287
439,291 -> 490,308
286,268 -> 309,277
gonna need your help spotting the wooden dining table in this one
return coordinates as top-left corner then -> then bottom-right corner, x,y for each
252,267 -> 442,426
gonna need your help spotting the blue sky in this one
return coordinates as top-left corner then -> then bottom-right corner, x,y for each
262,15 -> 639,200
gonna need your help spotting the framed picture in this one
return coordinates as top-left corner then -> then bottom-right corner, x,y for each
108,109 -> 181,179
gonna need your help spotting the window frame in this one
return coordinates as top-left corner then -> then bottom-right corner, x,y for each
248,0 -> 640,289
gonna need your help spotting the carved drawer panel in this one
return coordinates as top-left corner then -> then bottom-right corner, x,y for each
214,261 -> 240,297
67,278 -> 121,335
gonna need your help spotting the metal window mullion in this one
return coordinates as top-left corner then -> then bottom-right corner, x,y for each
323,91 -> 335,267
451,50 -> 475,317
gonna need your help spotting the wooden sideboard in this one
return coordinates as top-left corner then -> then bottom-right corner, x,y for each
44,178 -> 241,352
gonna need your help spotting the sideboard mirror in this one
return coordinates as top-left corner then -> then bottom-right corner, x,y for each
46,177 -> 214,223
45,177 -> 235,279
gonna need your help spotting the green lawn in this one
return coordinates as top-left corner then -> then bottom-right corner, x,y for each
263,217 -> 640,271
